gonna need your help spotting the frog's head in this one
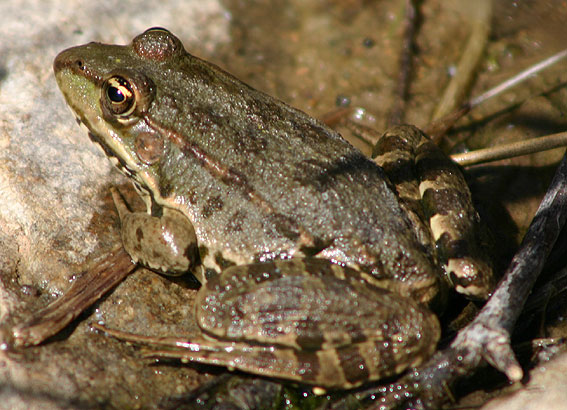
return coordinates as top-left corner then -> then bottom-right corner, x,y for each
53,28 -> 186,201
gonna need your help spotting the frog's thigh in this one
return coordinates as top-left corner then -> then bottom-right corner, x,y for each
194,259 -> 440,388
377,125 -> 493,298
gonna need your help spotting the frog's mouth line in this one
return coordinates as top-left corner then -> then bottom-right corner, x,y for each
70,111 -> 138,180
86,129 -> 136,179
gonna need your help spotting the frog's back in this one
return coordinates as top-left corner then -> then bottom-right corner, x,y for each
146,49 -> 438,295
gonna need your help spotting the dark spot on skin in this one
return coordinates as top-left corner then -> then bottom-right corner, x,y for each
185,191 -> 197,205
450,270 -> 477,288
184,241 -> 200,266
257,321 -> 288,340
242,262 -> 284,283
436,233 -> 470,260
201,195 -> 224,219
225,210 -> 246,233
224,297 -> 246,322
378,156 -> 415,186
337,346 -> 369,385
418,161 -> 457,184
373,133 -> 412,156
235,126 -> 268,153
158,174 -> 175,198
296,320 -> 325,350
363,247 -> 431,291
214,251 -> 236,270
373,338 -> 394,373
288,118 -> 341,148
136,227 -> 144,242
265,213 -> 300,241
87,132 -> 129,172
293,158 -> 327,183
204,268 -> 219,286
385,124 -> 424,144
199,245 -> 209,260
150,201 -> 163,218
421,188 -> 469,218
295,350 -> 320,384
161,94 -> 178,110
415,142 -> 461,183
345,323 -> 368,344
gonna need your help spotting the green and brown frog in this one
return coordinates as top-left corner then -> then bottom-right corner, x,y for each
53,28 -> 493,389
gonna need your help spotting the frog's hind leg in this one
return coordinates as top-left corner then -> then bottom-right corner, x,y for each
372,126 -> 436,259
93,259 -> 440,389
374,125 -> 494,299
93,330 -> 405,389
92,323 -> 345,387
139,337 -> 434,390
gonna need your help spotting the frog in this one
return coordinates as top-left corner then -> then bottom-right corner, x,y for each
53,27 -> 493,389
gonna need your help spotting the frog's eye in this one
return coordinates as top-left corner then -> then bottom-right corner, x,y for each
101,71 -> 154,123
103,76 -> 136,116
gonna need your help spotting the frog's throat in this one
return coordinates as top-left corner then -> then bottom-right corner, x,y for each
85,131 -> 136,179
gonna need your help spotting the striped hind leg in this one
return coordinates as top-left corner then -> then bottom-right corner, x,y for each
373,125 -> 494,299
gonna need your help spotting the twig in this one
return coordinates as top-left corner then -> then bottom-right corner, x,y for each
451,131 -> 567,166
470,48 -> 567,109
387,0 -> 420,126
431,0 -> 492,121
426,47 -> 567,141
10,246 -> 136,347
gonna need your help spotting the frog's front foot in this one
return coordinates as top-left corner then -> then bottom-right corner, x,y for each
111,188 -> 200,276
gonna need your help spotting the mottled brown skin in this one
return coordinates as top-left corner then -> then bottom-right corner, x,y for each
53,28 -> 492,389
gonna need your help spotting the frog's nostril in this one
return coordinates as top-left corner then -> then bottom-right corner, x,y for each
53,51 -> 87,74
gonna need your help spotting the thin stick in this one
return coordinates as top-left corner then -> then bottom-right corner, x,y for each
387,0 -> 420,126
426,47 -> 567,141
451,131 -> 567,166
432,0 -> 492,121
470,48 -> 567,108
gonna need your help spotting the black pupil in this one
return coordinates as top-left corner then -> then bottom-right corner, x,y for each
108,86 -> 125,103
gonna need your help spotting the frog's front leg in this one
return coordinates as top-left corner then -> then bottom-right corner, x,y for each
111,188 -> 200,276
104,259 -> 440,389
374,125 -> 494,299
